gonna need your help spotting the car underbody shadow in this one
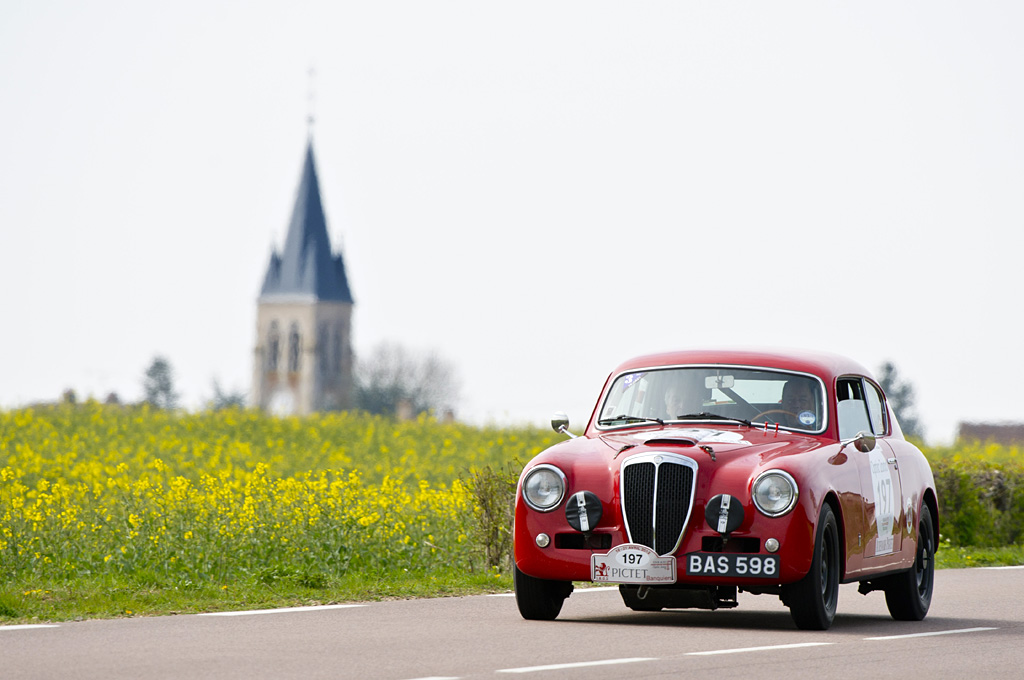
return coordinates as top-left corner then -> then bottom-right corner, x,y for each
558,609 -> 991,636
560,608 -> 801,631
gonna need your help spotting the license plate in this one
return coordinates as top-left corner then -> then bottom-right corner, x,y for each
685,552 -> 779,578
591,543 -> 677,584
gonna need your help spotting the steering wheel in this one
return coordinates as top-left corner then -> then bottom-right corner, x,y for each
751,409 -> 798,422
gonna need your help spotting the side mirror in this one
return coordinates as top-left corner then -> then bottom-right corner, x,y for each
839,430 -> 876,454
551,412 -> 577,439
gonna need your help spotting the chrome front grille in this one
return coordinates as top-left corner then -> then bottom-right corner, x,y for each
621,453 -> 698,556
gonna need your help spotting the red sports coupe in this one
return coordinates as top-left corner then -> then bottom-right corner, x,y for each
513,349 -> 937,630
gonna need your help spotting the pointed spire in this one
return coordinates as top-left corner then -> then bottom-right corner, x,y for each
259,141 -> 353,303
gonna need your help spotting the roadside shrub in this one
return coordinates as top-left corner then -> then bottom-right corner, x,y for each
930,457 -> 1024,547
464,459 -> 523,572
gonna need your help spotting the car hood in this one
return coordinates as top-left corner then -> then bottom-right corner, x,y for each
597,426 -> 824,464
525,426 -> 827,477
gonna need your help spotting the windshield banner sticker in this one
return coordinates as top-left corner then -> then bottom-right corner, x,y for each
621,372 -> 646,388
659,428 -> 752,446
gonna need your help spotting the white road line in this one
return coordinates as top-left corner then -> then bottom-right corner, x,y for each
983,565 -> 1024,570
488,586 -> 619,598
865,627 -> 998,640
0,624 -> 60,631
403,677 -> 461,680
199,604 -> 366,617
497,657 -> 655,673
686,642 -> 834,656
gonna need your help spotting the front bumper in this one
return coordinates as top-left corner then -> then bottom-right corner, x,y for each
513,499 -> 816,586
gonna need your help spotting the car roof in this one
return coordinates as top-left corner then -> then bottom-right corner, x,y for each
610,348 -> 875,382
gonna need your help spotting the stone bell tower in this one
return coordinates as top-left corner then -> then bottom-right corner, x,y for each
252,140 -> 354,415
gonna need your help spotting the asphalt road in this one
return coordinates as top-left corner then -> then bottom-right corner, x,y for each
2,567 -> 1022,679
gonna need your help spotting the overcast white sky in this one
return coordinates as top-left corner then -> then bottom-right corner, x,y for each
2,1 -> 1022,444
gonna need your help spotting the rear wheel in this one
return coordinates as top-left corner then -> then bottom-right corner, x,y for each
884,504 -> 935,621
513,565 -> 573,620
785,504 -> 841,630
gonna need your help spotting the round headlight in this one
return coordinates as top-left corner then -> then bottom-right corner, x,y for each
522,464 -> 566,512
752,470 -> 799,517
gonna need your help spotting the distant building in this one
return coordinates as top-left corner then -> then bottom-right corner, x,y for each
251,140 -> 355,415
956,422 -> 1024,446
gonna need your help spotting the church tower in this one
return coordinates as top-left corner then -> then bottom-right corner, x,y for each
252,140 -> 354,415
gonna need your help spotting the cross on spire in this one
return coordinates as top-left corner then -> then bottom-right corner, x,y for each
306,66 -> 316,135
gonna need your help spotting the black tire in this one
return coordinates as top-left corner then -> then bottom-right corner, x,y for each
785,504 -> 841,630
884,504 -> 935,621
513,565 -> 573,620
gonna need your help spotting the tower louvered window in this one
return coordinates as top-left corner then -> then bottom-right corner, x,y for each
317,323 -> 328,377
267,322 -> 280,372
288,324 -> 301,373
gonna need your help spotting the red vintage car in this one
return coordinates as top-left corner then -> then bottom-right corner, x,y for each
513,349 -> 937,630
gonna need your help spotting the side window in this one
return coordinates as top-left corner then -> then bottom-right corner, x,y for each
836,377 -> 871,440
864,381 -> 887,436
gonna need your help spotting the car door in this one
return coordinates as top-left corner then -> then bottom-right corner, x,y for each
836,377 -> 903,563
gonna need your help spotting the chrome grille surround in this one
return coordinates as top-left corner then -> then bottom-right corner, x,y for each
620,452 -> 698,556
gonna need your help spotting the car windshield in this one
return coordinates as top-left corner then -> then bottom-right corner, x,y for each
597,366 -> 826,433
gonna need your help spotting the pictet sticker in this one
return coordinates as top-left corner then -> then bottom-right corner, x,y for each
591,543 -> 676,584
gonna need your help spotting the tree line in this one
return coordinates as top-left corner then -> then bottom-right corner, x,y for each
97,353 -> 923,437
138,341 -> 459,418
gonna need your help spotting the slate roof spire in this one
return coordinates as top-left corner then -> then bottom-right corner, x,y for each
259,140 -> 353,303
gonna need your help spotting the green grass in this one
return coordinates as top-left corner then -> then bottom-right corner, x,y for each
2,548 -> 1021,625
0,568 -> 513,624
935,543 -> 1024,569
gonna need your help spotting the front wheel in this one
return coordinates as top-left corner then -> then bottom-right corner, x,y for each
884,504 -> 935,621
513,565 -> 573,620
784,504 -> 841,630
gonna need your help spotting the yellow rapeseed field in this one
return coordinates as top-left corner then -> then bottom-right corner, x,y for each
924,440 -> 1022,466
0,403 -> 558,585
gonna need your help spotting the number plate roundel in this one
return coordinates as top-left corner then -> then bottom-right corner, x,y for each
704,493 -> 744,535
565,490 -> 603,533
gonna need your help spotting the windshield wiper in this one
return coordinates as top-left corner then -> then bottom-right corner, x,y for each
598,414 -> 665,426
674,412 -> 752,427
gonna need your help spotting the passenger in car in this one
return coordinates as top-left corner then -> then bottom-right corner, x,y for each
779,380 -> 818,428
663,380 -> 707,420
664,385 -> 687,419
